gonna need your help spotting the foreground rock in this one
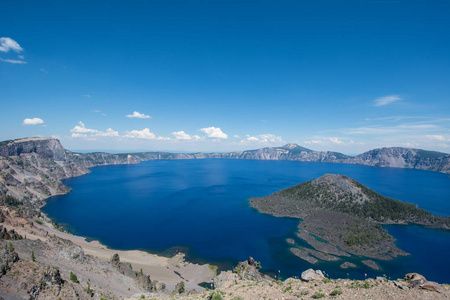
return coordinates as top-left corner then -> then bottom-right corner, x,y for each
301,269 -> 324,282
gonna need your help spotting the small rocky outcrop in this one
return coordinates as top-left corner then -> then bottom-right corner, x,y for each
405,272 -> 427,288
301,269 -> 325,282
0,245 -> 20,276
214,271 -> 239,289
0,226 -> 23,240
43,268 -> 63,287
111,253 -> 120,266
233,257 -> 271,282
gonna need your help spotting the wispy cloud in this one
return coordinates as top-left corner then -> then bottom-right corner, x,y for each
374,95 -> 402,106
0,37 -> 27,64
304,136 -> 356,146
1,58 -> 27,64
0,37 -> 23,52
199,127 -> 228,139
341,124 -> 439,135
126,111 -> 151,119
83,94 -> 91,98
40,68 -> 48,74
23,117 -> 44,125
241,134 -> 284,144
426,135 -> 448,142
93,110 -> 107,117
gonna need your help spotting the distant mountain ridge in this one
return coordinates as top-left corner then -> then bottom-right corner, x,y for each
0,137 -> 449,202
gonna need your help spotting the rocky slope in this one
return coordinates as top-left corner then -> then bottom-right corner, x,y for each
250,174 -> 449,266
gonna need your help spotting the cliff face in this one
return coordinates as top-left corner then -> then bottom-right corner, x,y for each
0,137 -> 68,161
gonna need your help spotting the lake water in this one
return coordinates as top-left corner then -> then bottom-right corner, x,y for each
42,159 -> 450,282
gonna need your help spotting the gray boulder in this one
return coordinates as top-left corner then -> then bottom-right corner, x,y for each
301,269 -> 325,282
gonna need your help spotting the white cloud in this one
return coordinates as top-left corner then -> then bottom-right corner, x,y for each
70,121 -> 118,138
71,121 -> 98,134
125,128 -> 156,139
171,131 -> 191,140
374,95 -> 402,106
328,137 -> 345,145
40,68 -> 48,74
199,126 -> 228,139
0,37 -> 23,53
246,136 -> 259,141
23,117 -> 44,125
97,128 -> 119,137
0,58 -> 27,64
83,94 -> 91,98
126,111 -> 151,119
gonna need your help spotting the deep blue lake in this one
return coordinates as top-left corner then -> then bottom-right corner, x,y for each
43,159 -> 450,282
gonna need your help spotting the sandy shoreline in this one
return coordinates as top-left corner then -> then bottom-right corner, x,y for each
6,219 -> 215,291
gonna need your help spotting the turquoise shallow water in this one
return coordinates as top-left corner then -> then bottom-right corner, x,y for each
42,159 -> 450,282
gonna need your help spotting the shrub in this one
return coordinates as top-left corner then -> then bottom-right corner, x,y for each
330,289 -> 343,296
70,271 -> 79,283
313,292 -> 325,299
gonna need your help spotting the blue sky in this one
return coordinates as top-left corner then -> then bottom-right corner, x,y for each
1,0 -> 449,154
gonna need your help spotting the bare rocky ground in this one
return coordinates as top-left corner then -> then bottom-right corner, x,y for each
125,277 -> 450,300
124,260 -> 450,300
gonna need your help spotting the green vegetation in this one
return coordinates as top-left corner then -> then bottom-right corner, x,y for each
1,196 -> 22,207
8,242 -> 14,251
283,285 -> 292,292
86,282 -> 93,296
177,281 -> 185,294
263,176 -> 449,226
342,222 -> 390,247
31,251 -> 36,262
35,219 -> 43,225
208,264 -> 219,275
313,292 -> 326,299
330,289 -> 343,296
70,271 -> 79,283
416,149 -> 446,159
209,291 -> 225,300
